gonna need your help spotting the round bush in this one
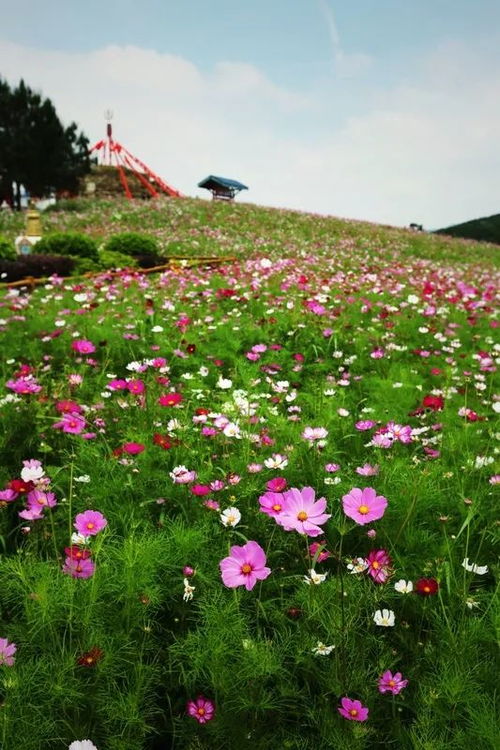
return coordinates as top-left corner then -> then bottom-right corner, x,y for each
0,236 -> 16,261
97,248 -> 138,270
35,232 -> 99,262
103,232 -> 159,259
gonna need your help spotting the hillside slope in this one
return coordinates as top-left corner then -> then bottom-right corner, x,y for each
1,196 -> 499,267
435,212 -> 500,246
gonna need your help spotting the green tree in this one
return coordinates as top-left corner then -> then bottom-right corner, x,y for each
0,78 -> 90,208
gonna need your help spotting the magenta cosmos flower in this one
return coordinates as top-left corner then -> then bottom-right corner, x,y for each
219,541 -> 271,591
342,487 -> 387,525
71,339 -> 96,354
74,510 -> 107,537
378,670 -> 408,695
186,696 -> 215,724
62,557 -> 95,579
259,491 -> 286,519
365,549 -> 392,583
277,487 -> 331,537
0,638 -> 17,666
338,697 -> 369,721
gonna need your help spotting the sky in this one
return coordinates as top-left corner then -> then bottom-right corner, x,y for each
1,0 -> 500,228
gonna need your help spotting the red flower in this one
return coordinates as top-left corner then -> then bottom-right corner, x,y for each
64,545 -> 92,561
158,393 -> 183,407
415,578 -> 439,596
77,646 -> 104,667
9,479 -> 34,494
153,433 -> 172,450
422,395 -> 444,411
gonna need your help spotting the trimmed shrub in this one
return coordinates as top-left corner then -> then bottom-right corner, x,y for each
103,232 -> 159,259
44,198 -> 88,213
35,232 -> 99,262
97,248 -> 138,270
0,236 -> 16,261
0,254 -> 75,282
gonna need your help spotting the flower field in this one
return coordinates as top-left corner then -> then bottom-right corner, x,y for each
0,197 -> 499,749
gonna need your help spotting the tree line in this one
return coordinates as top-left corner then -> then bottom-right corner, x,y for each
0,78 -> 90,209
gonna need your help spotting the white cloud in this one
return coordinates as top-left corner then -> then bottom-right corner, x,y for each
0,38 -> 499,228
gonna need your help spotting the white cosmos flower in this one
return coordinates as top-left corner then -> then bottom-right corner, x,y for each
183,578 -> 195,602
347,558 -> 368,574
462,558 -> 489,575
69,741 -> 98,750
264,453 -> 288,470
394,579 -> 414,594
304,569 -> 327,585
312,641 -> 335,656
373,609 -> 395,627
222,422 -> 241,438
217,376 -> 233,389
71,532 -> 88,546
74,475 -> 91,484
20,461 -> 45,483
220,507 -> 241,527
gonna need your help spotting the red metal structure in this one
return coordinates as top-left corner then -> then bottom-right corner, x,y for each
88,114 -> 183,199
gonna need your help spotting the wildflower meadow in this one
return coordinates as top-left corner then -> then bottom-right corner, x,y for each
0,197 -> 498,749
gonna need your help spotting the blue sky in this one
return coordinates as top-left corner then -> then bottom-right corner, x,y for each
1,0 -> 500,227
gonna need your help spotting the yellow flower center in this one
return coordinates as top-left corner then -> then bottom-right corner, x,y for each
423,585 -> 430,593
371,561 -> 380,569
272,504 -> 282,511
87,522 -> 95,529
349,709 -> 358,717
358,505 -> 369,514
388,680 -> 395,687
197,707 -> 206,716
241,563 -> 252,574
297,511 -> 308,521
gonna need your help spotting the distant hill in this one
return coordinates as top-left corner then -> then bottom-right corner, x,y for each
435,213 -> 500,246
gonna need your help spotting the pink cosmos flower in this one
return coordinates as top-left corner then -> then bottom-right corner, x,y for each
190,484 -> 211,496
259,491 -> 286,519
186,696 -> 215,724
386,422 -> 413,444
302,426 -> 328,441
365,549 -> 392,583
338,697 -> 369,722
74,510 -> 107,537
6,377 -> 42,394
219,541 -> 271,591
309,540 -> 331,562
356,463 -> 379,476
0,489 -> 18,504
0,638 -> 17,666
62,557 -> 95,579
378,670 -> 408,695
53,413 -> 87,434
18,505 -> 45,521
277,487 -> 331,537
355,420 -> 376,431
71,340 -> 96,354
26,490 -> 57,510
342,487 -> 387,525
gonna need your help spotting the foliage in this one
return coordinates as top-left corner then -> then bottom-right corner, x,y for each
103,232 -> 159,259
97,248 -> 138,270
0,78 -> 90,208
0,252 -> 75,281
35,232 -> 99,262
0,197 -> 498,749
0,235 -> 16,260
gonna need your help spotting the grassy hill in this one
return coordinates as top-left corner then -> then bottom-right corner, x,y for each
435,212 -> 500,247
1,196 -> 499,269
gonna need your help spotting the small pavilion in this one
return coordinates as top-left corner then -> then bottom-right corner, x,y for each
198,175 -> 248,201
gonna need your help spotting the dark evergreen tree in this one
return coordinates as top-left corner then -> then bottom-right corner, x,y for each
0,78 -> 90,208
